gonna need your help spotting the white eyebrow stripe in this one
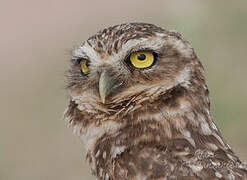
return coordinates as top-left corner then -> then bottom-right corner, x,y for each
118,36 -> 165,56
73,42 -> 100,60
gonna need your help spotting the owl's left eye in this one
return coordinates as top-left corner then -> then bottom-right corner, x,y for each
79,59 -> 90,75
128,51 -> 156,69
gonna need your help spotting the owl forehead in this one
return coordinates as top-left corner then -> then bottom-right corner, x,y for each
87,23 -> 166,54
73,23 -> 168,60
73,23 -> 194,63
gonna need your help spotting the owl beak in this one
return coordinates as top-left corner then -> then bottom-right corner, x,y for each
99,70 -> 115,104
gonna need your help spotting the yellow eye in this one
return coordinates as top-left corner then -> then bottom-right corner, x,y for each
80,59 -> 90,75
129,51 -> 155,69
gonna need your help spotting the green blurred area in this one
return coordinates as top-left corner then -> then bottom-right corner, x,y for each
0,0 -> 246,179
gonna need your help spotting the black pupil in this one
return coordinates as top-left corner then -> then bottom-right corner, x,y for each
137,54 -> 146,60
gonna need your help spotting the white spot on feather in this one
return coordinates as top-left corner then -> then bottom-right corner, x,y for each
182,130 -> 191,138
175,67 -> 191,88
211,121 -> 218,131
110,146 -> 126,158
105,174 -> 110,180
227,173 -> 235,180
95,150 -> 101,157
189,164 -> 203,172
78,121 -> 124,152
215,172 -> 223,178
103,151 -> 107,159
201,123 -> 212,135
181,130 -> 195,147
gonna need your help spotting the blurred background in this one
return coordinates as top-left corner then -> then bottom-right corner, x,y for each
0,0 -> 246,179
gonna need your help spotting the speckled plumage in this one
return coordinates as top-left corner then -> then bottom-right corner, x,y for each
64,23 -> 247,180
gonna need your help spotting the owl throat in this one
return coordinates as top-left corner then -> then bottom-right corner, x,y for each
65,71 -> 238,179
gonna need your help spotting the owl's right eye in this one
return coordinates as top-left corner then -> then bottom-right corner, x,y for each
78,59 -> 90,75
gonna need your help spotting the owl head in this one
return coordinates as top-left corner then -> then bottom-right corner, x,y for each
64,23 -> 239,179
66,23 -> 205,117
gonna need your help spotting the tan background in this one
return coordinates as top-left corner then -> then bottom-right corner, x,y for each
0,0 -> 246,179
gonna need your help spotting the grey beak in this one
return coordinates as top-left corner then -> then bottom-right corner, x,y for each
98,70 -> 115,104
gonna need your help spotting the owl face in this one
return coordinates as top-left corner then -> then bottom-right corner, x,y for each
67,23 -> 197,111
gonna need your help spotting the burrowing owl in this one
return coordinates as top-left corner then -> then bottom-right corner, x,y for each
64,23 -> 247,180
